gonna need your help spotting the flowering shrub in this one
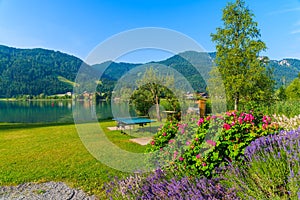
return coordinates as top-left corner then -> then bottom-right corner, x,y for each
222,128 -> 300,199
147,110 -> 281,177
148,120 -> 179,152
273,114 -> 300,131
104,169 -> 238,199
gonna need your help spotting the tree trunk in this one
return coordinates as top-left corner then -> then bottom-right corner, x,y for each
234,93 -> 239,111
155,95 -> 161,122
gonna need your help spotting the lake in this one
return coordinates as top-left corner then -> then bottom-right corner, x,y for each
0,100 -> 134,123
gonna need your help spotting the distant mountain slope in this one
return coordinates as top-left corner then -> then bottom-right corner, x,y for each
93,51 -> 214,93
268,59 -> 300,88
0,45 -> 86,97
0,44 -> 299,97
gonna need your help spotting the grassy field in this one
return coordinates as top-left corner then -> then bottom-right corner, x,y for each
0,120 -> 151,198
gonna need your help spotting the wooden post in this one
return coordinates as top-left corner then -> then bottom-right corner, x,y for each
198,99 -> 206,118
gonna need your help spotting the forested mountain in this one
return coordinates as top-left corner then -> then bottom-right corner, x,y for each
268,59 -> 300,88
0,44 -> 299,98
0,45 -> 87,97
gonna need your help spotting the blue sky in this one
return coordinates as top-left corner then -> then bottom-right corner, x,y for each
0,0 -> 300,63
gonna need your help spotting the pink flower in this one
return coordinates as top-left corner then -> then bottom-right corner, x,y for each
231,121 -> 235,126
262,123 -> 268,130
197,118 -> 204,126
212,115 -> 217,119
206,116 -> 211,121
186,141 -> 191,145
223,123 -> 231,130
173,151 -> 178,159
262,116 -> 271,124
196,154 -> 201,159
169,139 -> 175,144
206,140 -> 216,146
179,157 -> 184,161
202,162 -> 207,166
150,140 -> 155,145
238,117 -> 243,124
162,132 -> 167,136
195,138 -> 199,141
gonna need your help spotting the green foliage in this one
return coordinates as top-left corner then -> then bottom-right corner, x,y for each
147,110 -> 281,178
147,120 -> 179,152
211,0 -> 274,110
245,100 -> 300,118
285,77 -> 300,100
130,67 -> 179,121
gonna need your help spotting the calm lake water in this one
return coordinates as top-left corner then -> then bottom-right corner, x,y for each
0,100 -> 133,123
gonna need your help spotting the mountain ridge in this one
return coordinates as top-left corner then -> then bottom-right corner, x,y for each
0,44 -> 299,97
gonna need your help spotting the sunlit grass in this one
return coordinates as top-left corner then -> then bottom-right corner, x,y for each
0,121 -> 149,198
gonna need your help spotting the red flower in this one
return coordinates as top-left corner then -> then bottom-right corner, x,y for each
150,140 -> 155,145
223,123 -> 231,130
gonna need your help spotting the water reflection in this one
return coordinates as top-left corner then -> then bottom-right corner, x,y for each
0,101 -> 128,123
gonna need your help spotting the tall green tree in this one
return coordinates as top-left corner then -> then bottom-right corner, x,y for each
211,0 -> 274,110
131,67 -> 176,121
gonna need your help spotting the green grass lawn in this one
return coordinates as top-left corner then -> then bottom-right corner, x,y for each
0,121 -> 150,198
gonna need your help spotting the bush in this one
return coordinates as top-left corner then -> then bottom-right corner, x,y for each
222,128 -> 300,199
253,100 -> 300,118
147,110 -> 281,177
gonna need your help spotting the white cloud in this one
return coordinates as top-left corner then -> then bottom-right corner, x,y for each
268,7 -> 300,15
294,20 -> 300,26
291,29 -> 300,34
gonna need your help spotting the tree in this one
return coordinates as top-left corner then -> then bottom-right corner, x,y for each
211,0 -> 274,110
131,67 -> 176,121
285,77 -> 300,100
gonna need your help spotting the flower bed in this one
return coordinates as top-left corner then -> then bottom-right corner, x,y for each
147,110 -> 281,177
223,128 -> 300,199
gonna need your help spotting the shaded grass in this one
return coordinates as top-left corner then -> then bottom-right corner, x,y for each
0,121 -> 149,198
